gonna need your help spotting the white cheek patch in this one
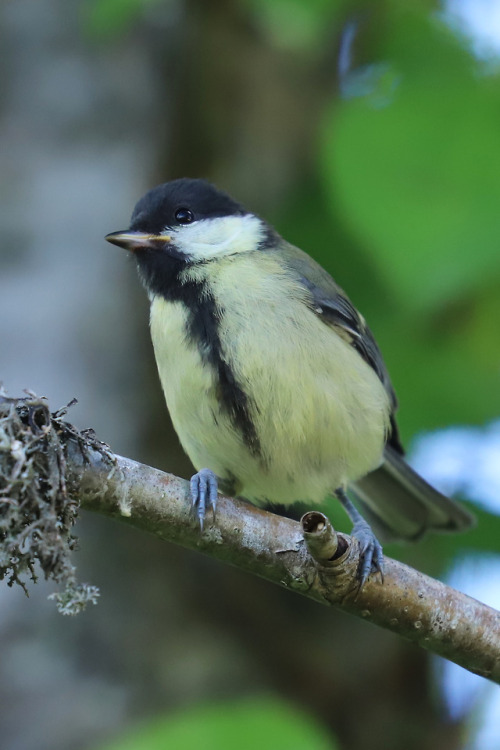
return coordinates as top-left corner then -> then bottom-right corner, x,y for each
170,214 -> 265,261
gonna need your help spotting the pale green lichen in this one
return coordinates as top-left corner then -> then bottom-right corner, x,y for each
0,391 -> 99,614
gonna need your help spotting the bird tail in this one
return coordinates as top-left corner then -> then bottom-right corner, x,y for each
350,445 -> 475,542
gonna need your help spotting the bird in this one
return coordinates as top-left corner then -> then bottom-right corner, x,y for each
105,178 -> 474,587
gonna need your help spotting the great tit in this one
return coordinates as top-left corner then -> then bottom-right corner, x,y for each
106,178 -> 473,586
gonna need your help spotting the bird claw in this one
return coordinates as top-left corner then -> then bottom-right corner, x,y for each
351,519 -> 385,590
190,468 -> 218,531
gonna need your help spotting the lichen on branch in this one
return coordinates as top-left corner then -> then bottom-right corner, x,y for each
0,391 -> 100,614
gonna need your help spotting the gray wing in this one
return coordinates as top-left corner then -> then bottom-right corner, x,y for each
276,241 -> 403,453
275,241 -> 474,540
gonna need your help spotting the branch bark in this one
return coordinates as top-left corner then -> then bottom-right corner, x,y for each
65,440 -> 500,684
1,394 -> 498,682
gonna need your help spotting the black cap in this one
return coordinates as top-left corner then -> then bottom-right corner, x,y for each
129,178 -> 247,234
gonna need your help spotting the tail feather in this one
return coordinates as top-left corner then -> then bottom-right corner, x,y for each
350,445 -> 474,542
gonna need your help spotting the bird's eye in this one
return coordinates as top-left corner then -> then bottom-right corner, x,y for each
175,208 -> 194,225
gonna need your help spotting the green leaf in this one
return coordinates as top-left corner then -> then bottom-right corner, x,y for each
94,696 -> 336,750
322,11 -> 500,313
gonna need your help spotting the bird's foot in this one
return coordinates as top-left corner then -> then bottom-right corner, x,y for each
190,468 -> 218,531
334,488 -> 385,590
351,518 -> 385,589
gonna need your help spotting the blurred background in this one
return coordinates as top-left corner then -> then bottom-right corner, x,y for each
1,0 -> 500,748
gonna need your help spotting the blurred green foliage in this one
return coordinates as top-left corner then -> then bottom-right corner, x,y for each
242,0 -> 346,50
83,0 -> 166,38
326,12 -> 500,313
94,696 -> 335,750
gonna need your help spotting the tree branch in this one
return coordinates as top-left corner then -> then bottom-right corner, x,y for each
1,395 -> 499,682
66,441 -> 500,684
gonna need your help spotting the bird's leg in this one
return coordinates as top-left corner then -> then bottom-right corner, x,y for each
335,487 -> 384,588
190,468 -> 218,531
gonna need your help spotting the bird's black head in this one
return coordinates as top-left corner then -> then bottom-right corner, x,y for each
129,178 -> 246,234
105,178 -> 270,300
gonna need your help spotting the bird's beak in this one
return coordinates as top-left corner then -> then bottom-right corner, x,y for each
105,231 -> 171,252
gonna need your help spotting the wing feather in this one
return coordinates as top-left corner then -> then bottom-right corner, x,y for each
275,241 -> 404,453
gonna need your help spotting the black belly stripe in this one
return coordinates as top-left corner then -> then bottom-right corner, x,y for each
136,250 -> 262,456
185,281 -> 262,458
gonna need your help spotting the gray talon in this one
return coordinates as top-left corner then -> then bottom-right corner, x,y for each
190,469 -> 218,530
334,488 -> 384,589
351,519 -> 385,588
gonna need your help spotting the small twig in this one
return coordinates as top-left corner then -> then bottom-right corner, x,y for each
301,511 -> 342,562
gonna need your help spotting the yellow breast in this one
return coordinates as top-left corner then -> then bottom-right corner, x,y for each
149,254 -> 390,505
